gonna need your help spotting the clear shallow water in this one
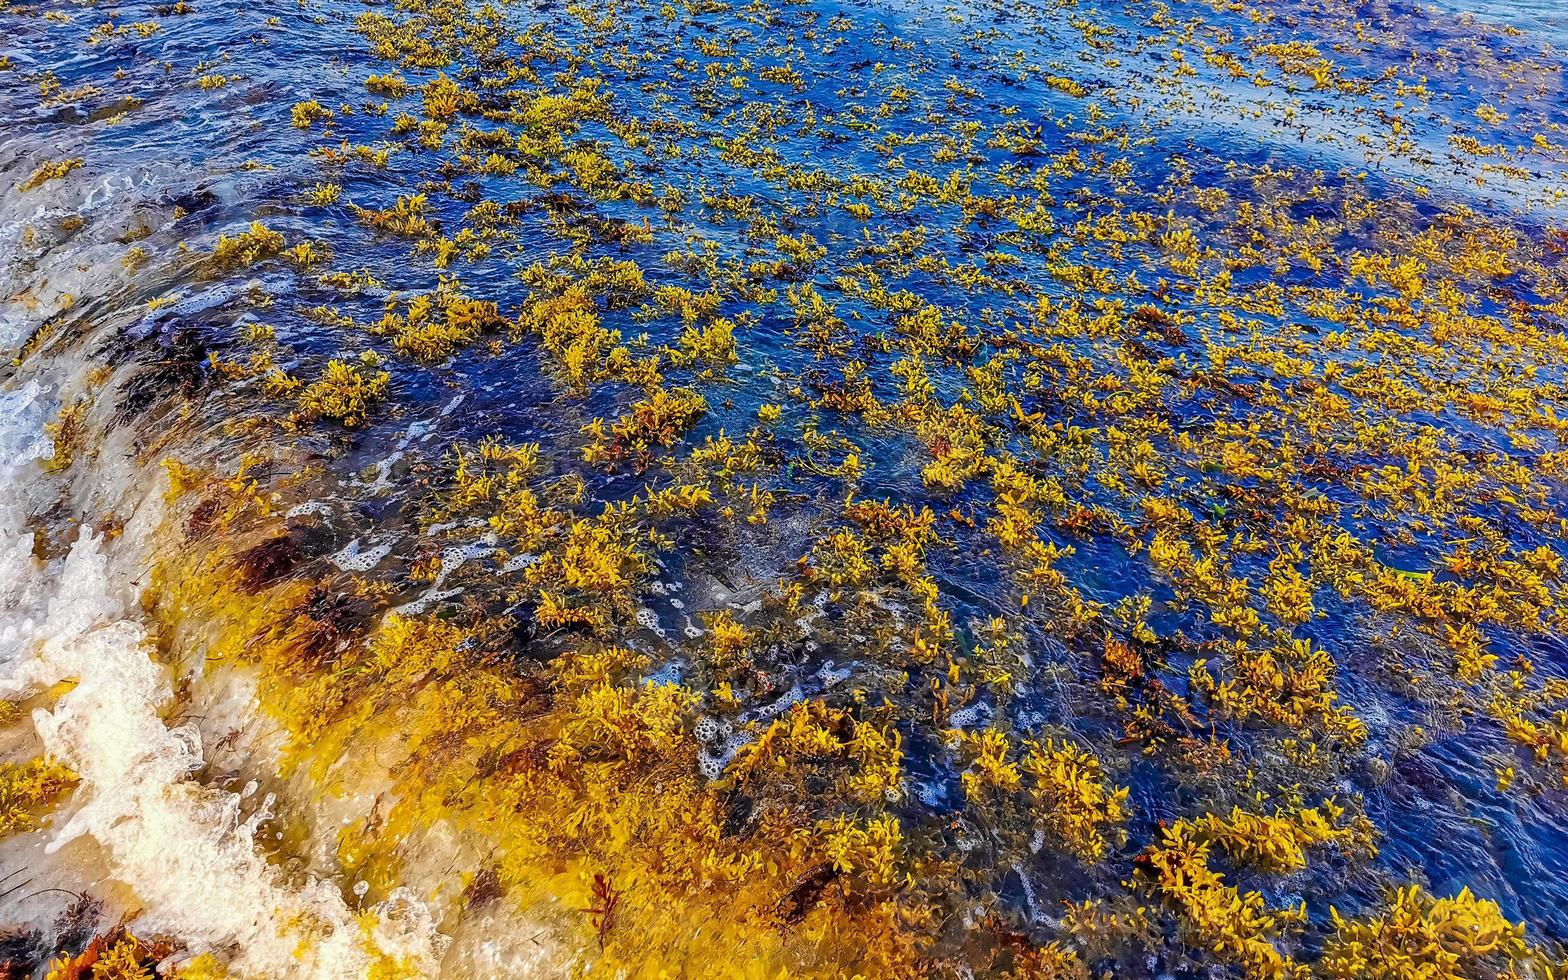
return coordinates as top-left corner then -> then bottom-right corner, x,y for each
1,0 -> 1568,975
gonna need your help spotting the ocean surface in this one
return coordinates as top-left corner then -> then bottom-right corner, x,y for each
1,0 -> 1567,975
1442,0 -> 1568,42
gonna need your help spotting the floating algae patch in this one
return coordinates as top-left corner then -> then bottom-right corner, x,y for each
3,0 -> 1568,973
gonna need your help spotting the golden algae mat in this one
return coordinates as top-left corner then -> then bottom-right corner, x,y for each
2,0 -> 1568,975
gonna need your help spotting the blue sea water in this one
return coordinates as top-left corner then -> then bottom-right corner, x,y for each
1440,0 -> 1568,43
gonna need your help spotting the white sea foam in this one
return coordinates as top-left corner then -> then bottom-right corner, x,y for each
330,537 -> 394,572
392,586 -> 463,617
948,702 -> 990,729
0,380 -> 448,978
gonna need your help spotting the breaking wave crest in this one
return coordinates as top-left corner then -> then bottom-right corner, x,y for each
0,381 -> 448,978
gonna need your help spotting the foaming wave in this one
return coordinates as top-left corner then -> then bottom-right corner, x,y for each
0,380 -> 448,978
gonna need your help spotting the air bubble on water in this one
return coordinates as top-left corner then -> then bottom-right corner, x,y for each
1014,708 -> 1046,729
697,725 -> 750,780
694,716 -> 720,742
392,588 -> 463,617
646,662 -> 682,686
500,552 -> 537,573
949,703 -> 989,729
330,537 -> 393,572
755,685 -> 804,720
363,450 -> 407,493
682,620 -> 703,639
634,607 -> 664,633
1012,861 -> 1042,923
285,500 -> 333,519
817,661 -> 852,685
439,541 -> 493,577
669,597 -> 685,610
646,580 -> 667,595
